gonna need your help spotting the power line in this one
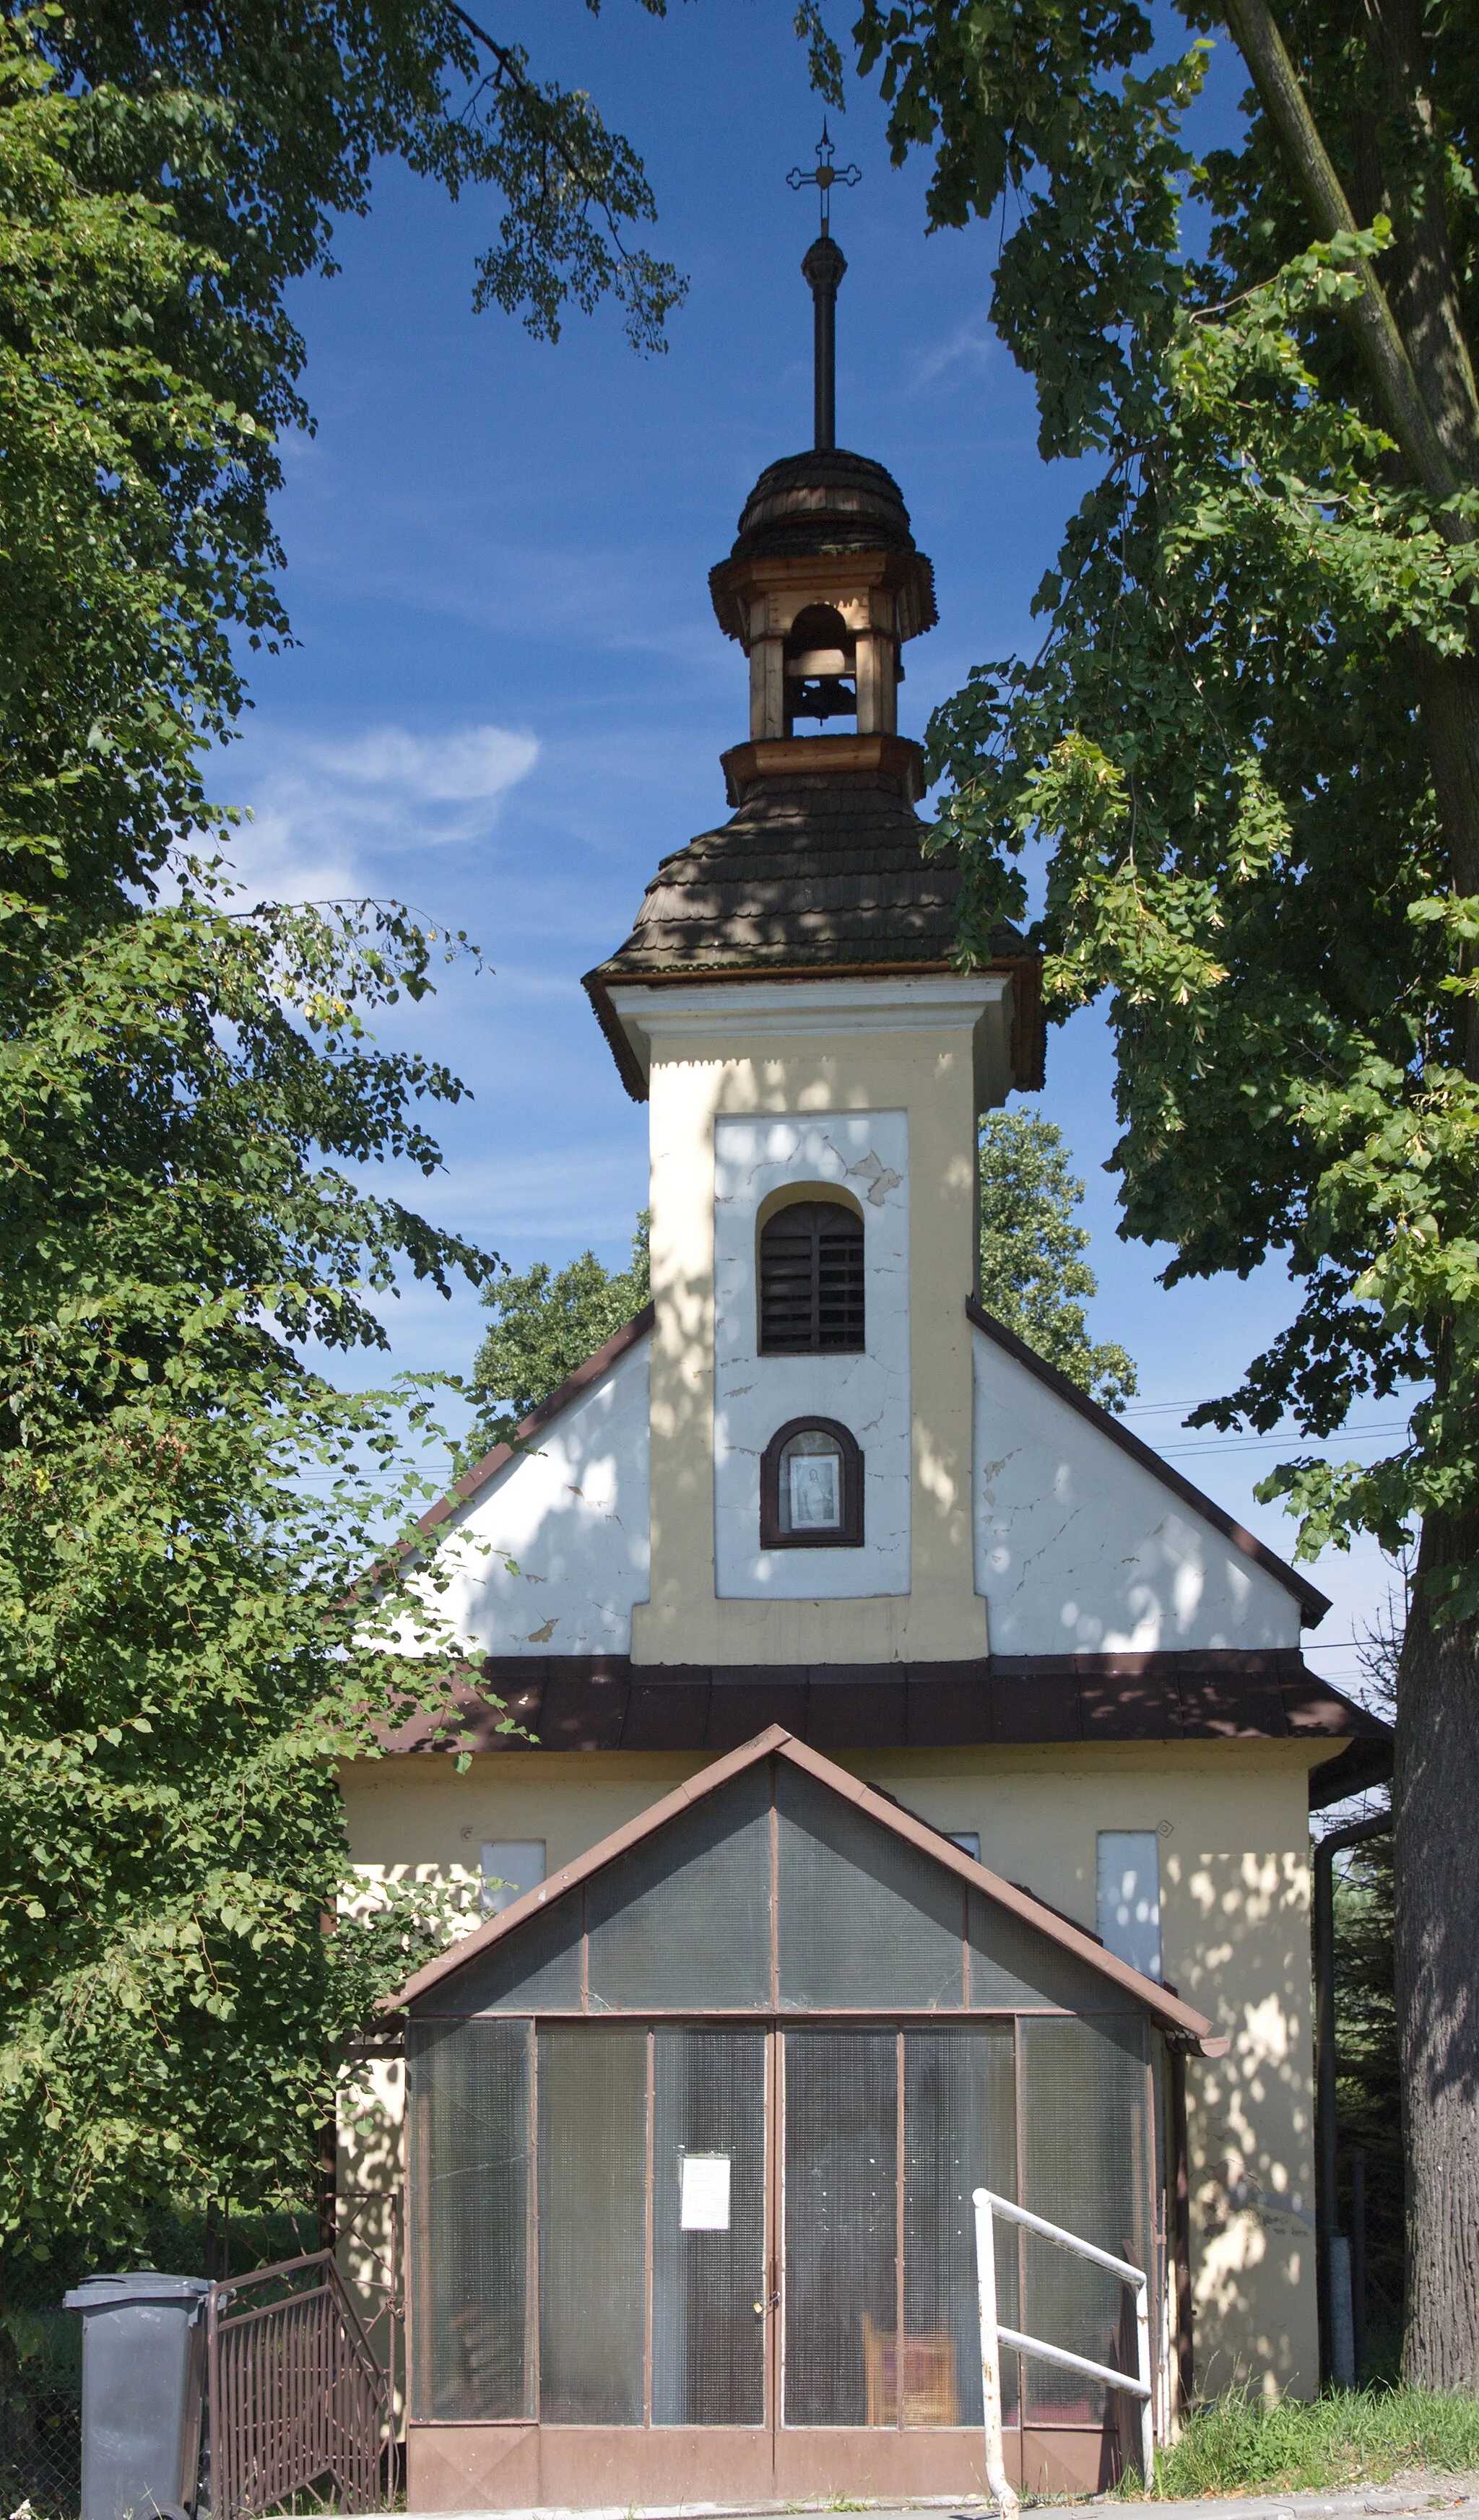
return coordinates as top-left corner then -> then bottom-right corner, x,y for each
1154,1422 -> 1408,1459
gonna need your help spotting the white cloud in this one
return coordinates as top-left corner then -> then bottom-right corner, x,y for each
214,718 -> 539,903
912,313 -> 997,391
312,724 -> 538,804
380,1142 -> 647,1243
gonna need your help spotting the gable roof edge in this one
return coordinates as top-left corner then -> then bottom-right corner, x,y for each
388,1722 -> 1223,2053
966,1297 -> 1330,1626
412,1303 -> 654,1542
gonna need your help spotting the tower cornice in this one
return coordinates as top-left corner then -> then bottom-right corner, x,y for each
708,547 -> 937,651
719,731 -> 925,807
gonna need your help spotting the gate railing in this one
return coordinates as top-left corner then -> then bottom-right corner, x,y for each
205,2250 -> 391,2520
972,2186 -> 1153,2519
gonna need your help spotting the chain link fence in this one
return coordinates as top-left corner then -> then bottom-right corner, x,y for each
0,2246 -> 82,2519
0,2210 -> 325,2520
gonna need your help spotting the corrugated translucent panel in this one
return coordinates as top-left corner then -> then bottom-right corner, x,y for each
776,1768 -> 963,2010
407,2017 -> 531,2420
537,2025 -> 647,2422
967,1887 -> 1115,2012
587,1763 -> 771,2011
428,1888 -> 583,2015
652,2030 -> 766,2426
783,2030 -> 897,2425
903,2026 -> 1019,2428
1019,2015 -> 1149,2424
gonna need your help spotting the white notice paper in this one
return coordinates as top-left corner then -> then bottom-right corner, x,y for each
680,2153 -> 731,2231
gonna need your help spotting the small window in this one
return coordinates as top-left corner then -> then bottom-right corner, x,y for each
760,1417 -> 864,1550
758,1199 -> 864,1355
481,1838 -> 547,1917
1096,1831 -> 1161,1981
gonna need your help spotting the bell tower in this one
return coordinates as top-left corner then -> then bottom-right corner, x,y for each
583,143 -> 1044,1669
710,131 -> 937,768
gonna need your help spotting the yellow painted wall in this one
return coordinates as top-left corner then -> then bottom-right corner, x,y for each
636,1007 -> 988,1664
341,1734 -> 1325,2399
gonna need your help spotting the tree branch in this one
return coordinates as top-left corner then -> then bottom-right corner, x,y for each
1220,0 -> 1466,509
443,0 -> 664,308
443,1 -> 529,99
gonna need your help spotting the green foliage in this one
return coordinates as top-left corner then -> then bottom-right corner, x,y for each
0,8 -> 526,2259
1323,1597 -> 1402,2343
1125,2384 -> 1479,2495
834,0 -> 1479,1612
0,0 -> 690,2262
470,1216 -> 650,1455
978,1113 -> 1137,1410
45,0 -> 685,357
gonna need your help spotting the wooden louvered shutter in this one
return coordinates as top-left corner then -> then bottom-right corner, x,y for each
758,1202 -> 864,1355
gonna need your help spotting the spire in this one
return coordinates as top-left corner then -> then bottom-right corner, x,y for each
801,234 -> 846,451
787,124 -> 861,451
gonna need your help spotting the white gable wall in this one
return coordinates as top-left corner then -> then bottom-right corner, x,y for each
428,1331 -> 651,1656
418,1308 -> 1306,1663
972,1324 -> 1303,1653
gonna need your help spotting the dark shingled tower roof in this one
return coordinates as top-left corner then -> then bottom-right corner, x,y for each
717,446 -> 934,565
581,753 -> 1043,1103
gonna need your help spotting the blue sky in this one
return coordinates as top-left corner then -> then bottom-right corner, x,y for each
217,0 -> 1405,1691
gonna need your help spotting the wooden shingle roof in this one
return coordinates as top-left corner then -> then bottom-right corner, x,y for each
584,758 -> 1044,1100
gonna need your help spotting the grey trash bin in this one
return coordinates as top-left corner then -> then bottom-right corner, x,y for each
63,2272 -> 209,2520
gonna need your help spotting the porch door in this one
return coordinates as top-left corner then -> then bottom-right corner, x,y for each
779,2025 -> 1018,2450
648,2026 -> 767,2426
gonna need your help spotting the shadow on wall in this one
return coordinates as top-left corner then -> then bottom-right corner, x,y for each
1178,1846 -> 1317,2397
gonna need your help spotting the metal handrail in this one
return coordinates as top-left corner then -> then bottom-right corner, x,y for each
973,2186 -> 1154,2519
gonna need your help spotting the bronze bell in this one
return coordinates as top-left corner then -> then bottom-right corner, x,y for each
791,674 -> 857,722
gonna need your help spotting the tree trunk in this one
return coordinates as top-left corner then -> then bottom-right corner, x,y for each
1395,1499 -> 1479,2388
1224,0 -> 1479,2389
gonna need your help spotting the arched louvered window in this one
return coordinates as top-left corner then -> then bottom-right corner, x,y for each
758,1199 -> 864,1355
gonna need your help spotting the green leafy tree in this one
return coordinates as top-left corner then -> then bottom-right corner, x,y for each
470,1216 -> 651,1454
0,0 -> 676,2264
45,0 -> 685,358
0,14 -> 491,2250
800,0 -> 1479,2384
978,1113 -> 1137,1409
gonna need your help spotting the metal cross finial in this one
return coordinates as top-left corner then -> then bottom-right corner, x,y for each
787,121 -> 861,238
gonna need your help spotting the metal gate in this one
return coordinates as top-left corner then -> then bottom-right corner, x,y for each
206,2251 -> 391,2520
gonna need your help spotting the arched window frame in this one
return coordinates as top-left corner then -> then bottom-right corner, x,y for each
756,1189 -> 865,1356
760,1416 -> 864,1551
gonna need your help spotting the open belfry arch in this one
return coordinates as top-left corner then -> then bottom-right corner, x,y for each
345,136 -> 1392,2511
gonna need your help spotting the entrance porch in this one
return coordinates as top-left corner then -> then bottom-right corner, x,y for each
396,1731 -> 1218,2510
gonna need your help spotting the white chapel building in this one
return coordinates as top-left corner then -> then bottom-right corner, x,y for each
344,208 -> 1390,2514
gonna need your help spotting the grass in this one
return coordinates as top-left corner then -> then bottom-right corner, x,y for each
1111,2385 -> 1479,2499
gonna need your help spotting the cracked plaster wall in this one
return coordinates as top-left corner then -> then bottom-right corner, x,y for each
713,1111 -> 910,1599
971,1328 -> 1303,1653
426,1329 -> 651,1656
